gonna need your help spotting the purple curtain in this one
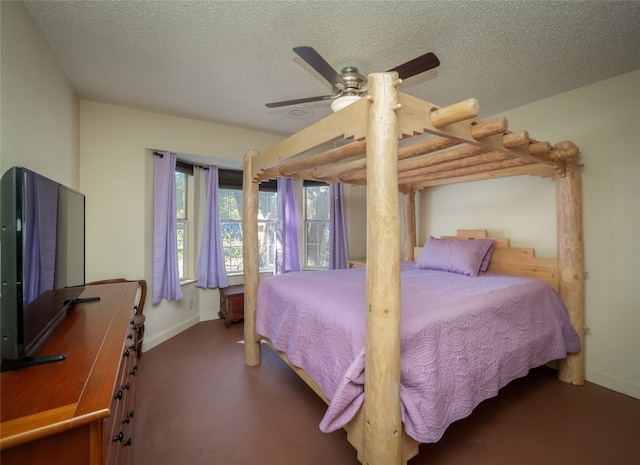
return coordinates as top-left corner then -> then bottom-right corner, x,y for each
329,183 -> 349,269
196,166 -> 229,289
275,177 -> 301,274
153,151 -> 183,304
23,174 -> 58,304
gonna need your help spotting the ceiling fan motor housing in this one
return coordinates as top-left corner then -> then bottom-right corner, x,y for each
340,66 -> 366,92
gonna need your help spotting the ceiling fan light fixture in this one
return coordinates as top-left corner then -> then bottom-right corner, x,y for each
331,95 -> 361,113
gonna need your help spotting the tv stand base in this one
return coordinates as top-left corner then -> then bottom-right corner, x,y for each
1,354 -> 65,372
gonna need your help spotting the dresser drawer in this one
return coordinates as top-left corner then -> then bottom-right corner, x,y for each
104,311 -> 138,465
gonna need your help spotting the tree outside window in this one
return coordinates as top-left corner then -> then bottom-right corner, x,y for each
219,188 -> 277,274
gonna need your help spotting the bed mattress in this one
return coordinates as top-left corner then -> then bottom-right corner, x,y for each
256,262 -> 580,443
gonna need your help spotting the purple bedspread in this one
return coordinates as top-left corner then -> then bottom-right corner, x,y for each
256,263 -> 580,444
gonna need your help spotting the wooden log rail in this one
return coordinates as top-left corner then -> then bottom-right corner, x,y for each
403,155 -> 533,185
398,151 -> 515,183
287,119 -> 517,184
410,162 -> 558,189
339,129 -> 533,184
338,129 -> 529,184
396,93 -> 558,166
429,98 -> 480,128
260,140 -> 367,180
254,94 -> 561,189
251,97 -> 369,181
308,136 -> 462,182
257,99 -> 496,184
251,84 -> 571,188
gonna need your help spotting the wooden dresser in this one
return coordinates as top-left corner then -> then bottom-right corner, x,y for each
1,282 -> 140,465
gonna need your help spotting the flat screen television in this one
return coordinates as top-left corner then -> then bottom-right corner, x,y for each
1,166 -> 86,371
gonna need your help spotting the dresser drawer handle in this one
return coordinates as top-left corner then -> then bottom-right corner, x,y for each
121,382 -> 131,391
123,350 -> 130,358
127,333 -> 133,340
130,365 -> 138,376
113,432 -> 124,442
114,390 -> 123,400
121,409 -> 135,424
124,438 -> 132,447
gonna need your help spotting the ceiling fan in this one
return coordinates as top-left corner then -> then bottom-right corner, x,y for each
265,46 -> 440,111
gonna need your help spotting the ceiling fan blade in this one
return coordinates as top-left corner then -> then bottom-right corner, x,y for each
387,52 -> 440,80
293,46 -> 346,88
265,94 -> 338,108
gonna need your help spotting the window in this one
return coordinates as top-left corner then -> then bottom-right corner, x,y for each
218,169 -> 277,274
304,183 -> 330,268
175,161 -> 194,280
175,170 -> 187,279
218,188 -> 243,273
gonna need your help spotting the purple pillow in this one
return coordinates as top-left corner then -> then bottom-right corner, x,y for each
479,240 -> 495,272
416,237 -> 496,277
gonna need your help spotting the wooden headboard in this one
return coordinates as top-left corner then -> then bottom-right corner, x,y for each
413,229 -> 559,291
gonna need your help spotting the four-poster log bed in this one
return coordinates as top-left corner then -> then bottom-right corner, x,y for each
242,72 -> 584,465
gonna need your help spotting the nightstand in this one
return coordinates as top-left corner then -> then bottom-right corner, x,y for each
218,285 -> 245,328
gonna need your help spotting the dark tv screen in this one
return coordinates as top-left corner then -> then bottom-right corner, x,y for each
1,166 -> 86,365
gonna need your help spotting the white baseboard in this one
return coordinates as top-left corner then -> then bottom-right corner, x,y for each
199,310 -> 219,322
142,315 -> 200,352
586,367 -> 640,400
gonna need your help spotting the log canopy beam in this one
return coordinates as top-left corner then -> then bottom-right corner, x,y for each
252,97 -> 368,180
397,93 -> 559,167
273,140 -> 366,179
252,88 -> 574,190
408,162 -> 557,190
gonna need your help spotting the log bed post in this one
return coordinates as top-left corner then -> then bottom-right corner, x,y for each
243,149 -> 261,366
556,149 -> 585,385
403,189 -> 417,261
364,72 -> 403,465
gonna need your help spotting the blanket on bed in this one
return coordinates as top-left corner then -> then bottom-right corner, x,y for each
256,263 -> 580,443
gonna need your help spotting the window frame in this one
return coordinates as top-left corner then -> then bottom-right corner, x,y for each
218,169 -> 278,275
303,181 -> 330,270
175,161 -> 195,281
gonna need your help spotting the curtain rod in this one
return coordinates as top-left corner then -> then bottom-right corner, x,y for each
152,151 -> 209,170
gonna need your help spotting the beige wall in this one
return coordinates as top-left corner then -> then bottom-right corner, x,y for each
419,70 -> 640,399
0,1 -> 79,186
78,101 -> 368,349
79,101 -> 284,349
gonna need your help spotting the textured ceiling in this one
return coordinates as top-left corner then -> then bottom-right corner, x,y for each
24,1 -> 640,137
